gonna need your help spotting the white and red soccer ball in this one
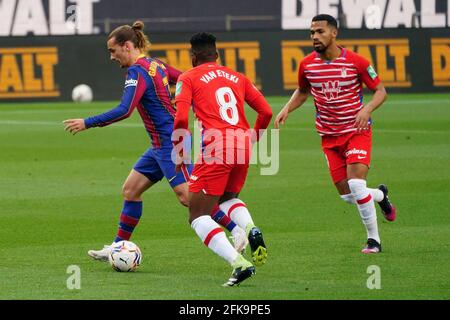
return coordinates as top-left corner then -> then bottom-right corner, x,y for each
108,240 -> 142,272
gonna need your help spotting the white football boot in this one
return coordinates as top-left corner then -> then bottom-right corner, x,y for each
88,243 -> 115,262
230,226 -> 249,253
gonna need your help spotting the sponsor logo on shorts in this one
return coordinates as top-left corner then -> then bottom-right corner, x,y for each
345,148 -> 368,158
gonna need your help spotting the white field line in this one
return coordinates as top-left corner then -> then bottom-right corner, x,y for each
0,120 -> 142,128
283,127 -> 450,135
0,120 -> 448,135
0,98 -> 449,115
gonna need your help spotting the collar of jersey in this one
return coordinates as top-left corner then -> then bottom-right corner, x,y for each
316,46 -> 346,64
134,54 -> 147,63
197,62 -> 220,68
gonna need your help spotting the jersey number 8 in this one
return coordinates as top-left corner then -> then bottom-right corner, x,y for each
215,87 -> 239,125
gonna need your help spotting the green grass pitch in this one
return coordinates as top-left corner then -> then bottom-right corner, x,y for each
0,93 -> 449,299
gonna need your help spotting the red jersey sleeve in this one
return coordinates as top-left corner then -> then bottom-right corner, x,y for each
356,55 -> 381,91
244,77 -> 263,104
244,77 -> 273,140
174,74 -> 192,105
173,75 -> 192,132
297,59 -> 310,89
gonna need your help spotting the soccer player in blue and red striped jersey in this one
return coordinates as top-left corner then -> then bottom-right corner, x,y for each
63,21 -> 247,261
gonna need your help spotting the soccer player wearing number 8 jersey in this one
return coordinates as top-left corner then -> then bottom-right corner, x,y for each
275,14 -> 397,254
173,33 -> 273,286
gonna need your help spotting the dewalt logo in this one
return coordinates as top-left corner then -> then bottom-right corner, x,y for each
150,42 -> 261,89
282,39 -> 410,90
431,38 -> 450,87
0,47 -> 59,99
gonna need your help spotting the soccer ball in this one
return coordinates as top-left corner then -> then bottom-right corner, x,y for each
71,84 -> 93,102
108,241 -> 142,272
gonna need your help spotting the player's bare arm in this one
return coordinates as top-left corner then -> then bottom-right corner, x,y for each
355,82 -> 388,132
173,95 -> 191,173
245,84 -> 273,143
274,86 -> 309,129
63,119 -> 87,135
174,143 -> 191,173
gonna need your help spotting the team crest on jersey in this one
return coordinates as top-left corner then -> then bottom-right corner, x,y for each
321,81 -> 340,101
341,67 -> 347,77
148,61 -> 160,77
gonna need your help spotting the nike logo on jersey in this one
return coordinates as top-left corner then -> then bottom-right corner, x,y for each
168,175 -> 177,183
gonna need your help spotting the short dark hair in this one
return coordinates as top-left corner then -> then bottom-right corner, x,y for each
312,14 -> 338,29
190,32 -> 217,61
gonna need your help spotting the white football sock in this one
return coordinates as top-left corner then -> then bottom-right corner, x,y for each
348,179 -> 381,243
369,188 -> 384,202
340,193 -> 355,204
340,188 -> 384,204
219,198 -> 254,231
191,215 -> 238,264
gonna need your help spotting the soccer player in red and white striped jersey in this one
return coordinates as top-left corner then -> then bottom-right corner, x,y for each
275,14 -> 397,254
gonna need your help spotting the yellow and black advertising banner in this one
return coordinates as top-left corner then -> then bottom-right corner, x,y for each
151,41 -> 262,89
148,28 -> 448,96
0,47 -> 59,99
431,38 -> 450,87
282,39 -> 411,90
0,29 -> 448,101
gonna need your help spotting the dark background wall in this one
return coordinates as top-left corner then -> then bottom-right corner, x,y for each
93,0 -> 282,32
0,28 -> 449,102
0,1 -> 448,101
